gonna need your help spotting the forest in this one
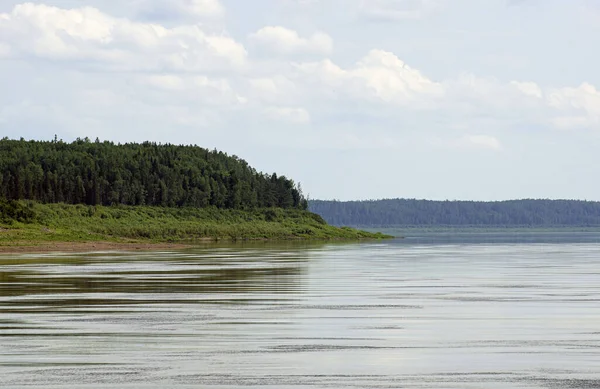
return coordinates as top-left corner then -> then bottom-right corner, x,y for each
309,199 -> 600,227
0,137 -> 307,210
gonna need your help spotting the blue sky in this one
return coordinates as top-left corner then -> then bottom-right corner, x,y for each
1,0 -> 599,200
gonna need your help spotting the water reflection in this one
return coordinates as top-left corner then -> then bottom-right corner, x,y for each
1,238 -> 600,388
0,246 -> 309,301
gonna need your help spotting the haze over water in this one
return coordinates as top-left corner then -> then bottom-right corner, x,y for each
1,236 -> 600,388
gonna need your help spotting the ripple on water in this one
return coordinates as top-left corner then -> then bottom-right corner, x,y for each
1,240 -> 600,388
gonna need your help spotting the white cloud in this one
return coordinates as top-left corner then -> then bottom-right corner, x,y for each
1,2 -> 600,153
1,0 -> 600,202
249,26 -> 333,57
0,3 -> 246,72
508,81 -> 600,130
359,0 -> 442,21
546,83 -> 600,129
181,0 -> 224,17
511,81 -> 543,99
441,77 -> 600,131
137,0 -> 225,21
355,50 -> 445,103
296,49 -> 444,107
547,83 -> 600,116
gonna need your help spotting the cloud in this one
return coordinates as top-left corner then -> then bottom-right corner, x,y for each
1,1 -> 600,157
435,76 -> 600,131
185,0 -> 224,17
511,81 -> 543,99
0,3 -> 246,72
291,48 -> 600,132
508,81 -> 600,130
545,83 -> 600,130
137,0 -> 225,21
249,26 -> 333,57
296,49 -> 444,106
359,0 -> 442,21
547,83 -> 600,117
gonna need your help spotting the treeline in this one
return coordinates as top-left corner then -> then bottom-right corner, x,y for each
0,137 -> 307,209
309,199 -> 600,227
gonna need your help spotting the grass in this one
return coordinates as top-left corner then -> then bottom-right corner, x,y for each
0,201 -> 391,247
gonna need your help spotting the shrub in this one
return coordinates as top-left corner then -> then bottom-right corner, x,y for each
264,208 -> 282,222
0,199 -> 36,224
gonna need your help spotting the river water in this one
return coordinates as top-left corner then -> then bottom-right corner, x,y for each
1,236 -> 600,388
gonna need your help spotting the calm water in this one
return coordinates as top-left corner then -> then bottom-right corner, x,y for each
1,237 -> 600,388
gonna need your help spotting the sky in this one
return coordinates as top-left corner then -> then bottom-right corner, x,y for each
1,0 -> 599,201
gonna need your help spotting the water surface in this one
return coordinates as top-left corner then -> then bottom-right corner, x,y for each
1,237 -> 600,388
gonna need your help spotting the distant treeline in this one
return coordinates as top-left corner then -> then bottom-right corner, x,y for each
309,199 -> 600,227
0,137 -> 307,209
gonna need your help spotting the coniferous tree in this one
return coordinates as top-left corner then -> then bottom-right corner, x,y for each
0,138 -> 307,210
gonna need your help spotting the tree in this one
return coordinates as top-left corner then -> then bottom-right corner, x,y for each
0,138 -> 309,210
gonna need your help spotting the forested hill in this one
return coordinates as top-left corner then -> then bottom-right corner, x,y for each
309,199 -> 600,227
0,137 -> 307,209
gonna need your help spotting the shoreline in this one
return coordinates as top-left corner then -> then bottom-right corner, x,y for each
0,241 -> 197,254
0,236 -> 387,255
0,203 -> 392,254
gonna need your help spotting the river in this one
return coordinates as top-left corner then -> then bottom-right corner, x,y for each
1,236 -> 600,388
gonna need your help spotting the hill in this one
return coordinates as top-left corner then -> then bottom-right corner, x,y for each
0,137 -> 307,209
309,199 -> 600,228
0,138 -> 390,248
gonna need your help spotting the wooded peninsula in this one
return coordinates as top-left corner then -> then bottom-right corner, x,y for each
0,137 -> 387,249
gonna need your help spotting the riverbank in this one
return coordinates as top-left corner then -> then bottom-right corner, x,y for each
0,201 -> 390,252
0,241 -> 196,254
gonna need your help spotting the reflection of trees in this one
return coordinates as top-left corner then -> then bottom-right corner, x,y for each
0,247 -> 316,310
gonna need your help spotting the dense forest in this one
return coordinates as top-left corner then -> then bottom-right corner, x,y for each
309,199 -> 600,227
0,137 -> 307,210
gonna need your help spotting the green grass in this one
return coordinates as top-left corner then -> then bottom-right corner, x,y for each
0,201 -> 391,246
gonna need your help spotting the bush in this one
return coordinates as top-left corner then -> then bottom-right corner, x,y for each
264,208 -> 282,222
0,199 -> 36,224
308,212 -> 327,225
